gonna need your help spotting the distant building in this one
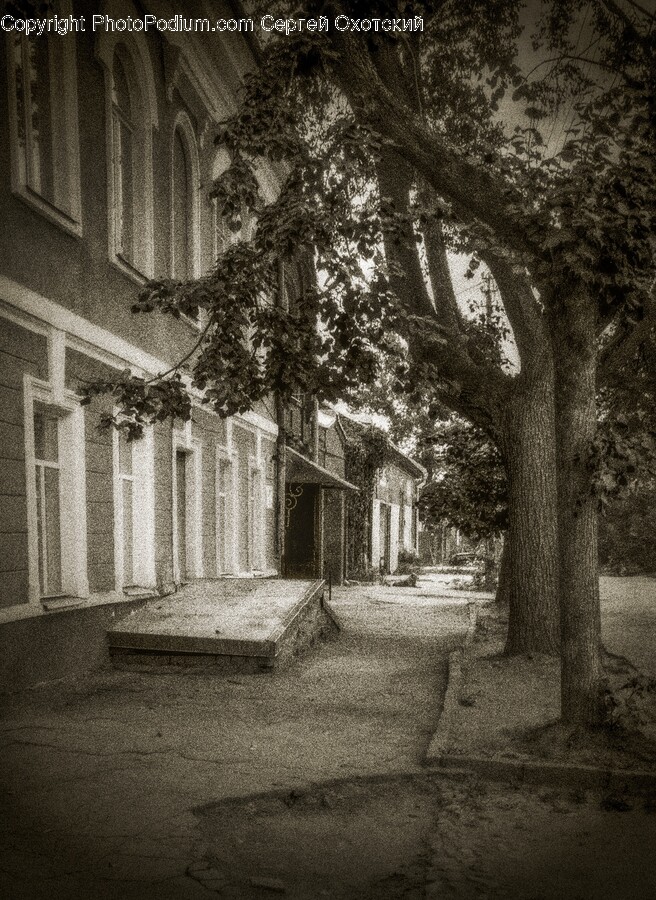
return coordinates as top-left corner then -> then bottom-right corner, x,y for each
339,416 -> 425,577
283,400 -> 356,585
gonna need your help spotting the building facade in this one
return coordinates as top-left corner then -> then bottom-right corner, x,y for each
0,0 -> 281,639
283,400 -> 355,585
371,454 -> 423,575
339,416 -> 424,578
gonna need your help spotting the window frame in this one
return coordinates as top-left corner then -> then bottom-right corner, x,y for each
24,376 -> 88,606
170,110 -> 201,284
96,29 -> 158,283
112,422 -> 156,592
6,0 -> 82,236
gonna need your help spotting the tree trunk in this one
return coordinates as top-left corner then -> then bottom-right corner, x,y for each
483,536 -> 496,591
551,293 -> 603,726
500,352 -> 560,654
496,535 -> 510,606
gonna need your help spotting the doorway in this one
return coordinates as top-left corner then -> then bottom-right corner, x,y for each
379,502 -> 392,575
284,483 -> 319,578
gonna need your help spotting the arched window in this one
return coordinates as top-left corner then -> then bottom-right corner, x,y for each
171,121 -> 199,281
111,52 -> 136,266
97,27 -> 157,281
8,0 -> 81,233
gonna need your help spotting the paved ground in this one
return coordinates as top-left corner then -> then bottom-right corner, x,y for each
0,578 -> 466,899
1,575 -> 655,898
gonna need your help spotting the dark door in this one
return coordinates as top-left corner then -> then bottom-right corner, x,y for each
285,483 -> 318,578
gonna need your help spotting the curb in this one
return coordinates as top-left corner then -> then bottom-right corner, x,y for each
425,602 -> 656,795
425,601 -> 478,763
434,753 -> 656,795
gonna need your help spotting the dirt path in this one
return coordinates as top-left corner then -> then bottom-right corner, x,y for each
0,582 -> 466,898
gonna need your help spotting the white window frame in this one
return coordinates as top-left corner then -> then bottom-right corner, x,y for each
6,0 -> 82,236
24,375 -> 88,606
170,110 -> 201,283
96,22 -> 158,283
112,422 -> 155,592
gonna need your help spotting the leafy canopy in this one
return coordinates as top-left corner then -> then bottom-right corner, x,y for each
84,0 -> 655,467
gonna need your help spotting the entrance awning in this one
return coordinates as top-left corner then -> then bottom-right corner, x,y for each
286,447 -> 358,491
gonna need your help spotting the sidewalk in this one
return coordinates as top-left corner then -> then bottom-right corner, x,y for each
0,577 -> 468,899
429,575 -> 656,782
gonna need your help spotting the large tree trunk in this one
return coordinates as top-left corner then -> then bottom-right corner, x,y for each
500,352 -> 560,654
552,293 -> 603,726
495,535 -> 510,606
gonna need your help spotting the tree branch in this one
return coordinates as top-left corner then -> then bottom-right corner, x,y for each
375,151 -> 435,318
599,293 -> 656,378
375,151 -> 510,435
480,252 -> 546,366
422,215 -> 463,335
329,32 -> 542,262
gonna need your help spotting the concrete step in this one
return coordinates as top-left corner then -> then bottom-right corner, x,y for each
107,578 -> 338,673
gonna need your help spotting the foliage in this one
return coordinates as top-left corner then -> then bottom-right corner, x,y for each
604,672 -> 656,733
396,548 -> 421,575
83,2 -> 653,476
595,306 -> 656,508
416,417 -> 508,539
79,370 -> 191,439
343,422 -> 389,577
599,482 -> 656,575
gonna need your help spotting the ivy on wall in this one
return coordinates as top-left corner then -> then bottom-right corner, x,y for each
343,424 -> 388,580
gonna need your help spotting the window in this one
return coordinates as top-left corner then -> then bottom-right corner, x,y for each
25,382 -> 88,606
171,128 -> 198,281
170,114 -> 200,324
117,431 -> 135,586
33,407 -> 62,597
110,48 -> 150,274
97,28 -> 157,281
7,0 -> 81,232
172,425 -> 202,583
111,53 -> 136,267
172,130 -> 192,280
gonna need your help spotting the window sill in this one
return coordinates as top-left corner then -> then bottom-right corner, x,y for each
179,313 -> 202,332
13,184 -> 82,239
41,596 -> 84,612
0,589 -> 159,625
110,255 -> 150,287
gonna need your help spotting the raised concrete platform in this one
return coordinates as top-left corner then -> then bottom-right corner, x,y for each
107,578 -> 337,672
